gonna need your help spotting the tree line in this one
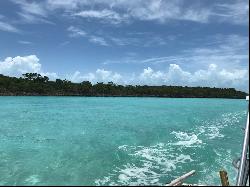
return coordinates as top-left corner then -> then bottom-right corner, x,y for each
0,73 -> 247,98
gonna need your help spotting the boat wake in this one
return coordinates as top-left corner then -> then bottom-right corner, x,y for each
95,143 -> 194,185
95,111 -> 245,186
170,131 -> 203,147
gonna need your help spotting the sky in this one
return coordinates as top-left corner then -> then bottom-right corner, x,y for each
0,0 -> 249,91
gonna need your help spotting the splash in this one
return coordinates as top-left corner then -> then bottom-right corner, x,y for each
170,131 -> 203,147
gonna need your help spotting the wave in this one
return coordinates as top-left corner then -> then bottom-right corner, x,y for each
95,111 -> 245,186
170,131 -> 203,147
95,143 -> 193,186
197,111 -> 245,140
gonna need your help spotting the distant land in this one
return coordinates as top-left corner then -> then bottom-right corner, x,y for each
0,73 -> 247,99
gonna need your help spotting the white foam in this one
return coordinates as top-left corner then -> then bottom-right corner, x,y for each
96,143 -> 193,186
170,131 -> 202,147
25,175 -> 40,185
195,111 -> 245,141
206,126 -> 224,139
96,111 -> 245,186
119,163 -> 161,185
95,176 -> 111,186
118,174 -> 129,181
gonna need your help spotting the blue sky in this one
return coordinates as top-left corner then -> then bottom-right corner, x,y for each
0,0 -> 249,91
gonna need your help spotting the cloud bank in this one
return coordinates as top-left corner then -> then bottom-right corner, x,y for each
2,0 -> 247,34
0,55 -> 58,80
46,0 -> 249,25
138,64 -> 248,92
1,55 -> 247,92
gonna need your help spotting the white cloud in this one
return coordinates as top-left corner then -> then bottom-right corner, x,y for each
0,55 -> 41,76
139,67 -> 165,85
0,21 -> 19,33
0,55 -> 58,80
74,9 -> 126,24
69,69 -> 122,84
109,36 -> 155,47
13,0 -> 48,17
139,65 -> 192,86
89,36 -> 108,46
67,26 -> 109,46
6,0 -> 247,27
166,64 -> 192,84
103,34 -> 248,71
213,0 -> 249,25
126,0 -> 210,23
95,69 -> 122,82
181,9 -> 211,23
67,26 -> 87,37
67,0 -> 211,24
18,40 -> 32,45
46,0 -> 81,10
82,33 -> 168,47
12,0 -> 53,24
67,63 -> 248,91
137,64 -> 248,91
101,34 -> 248,91
17,12 -> 54,24
180,34 -> 249,70
44,0 -> 249,25
0,55 -> 248,91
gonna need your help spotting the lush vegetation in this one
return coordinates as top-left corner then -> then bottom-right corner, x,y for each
0,73 -> 247,98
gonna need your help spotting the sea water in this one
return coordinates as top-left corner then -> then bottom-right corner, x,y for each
0,97 -> 248,185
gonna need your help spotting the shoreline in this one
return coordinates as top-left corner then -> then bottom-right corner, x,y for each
0,94 -> 246,99
0,74 -> 247,100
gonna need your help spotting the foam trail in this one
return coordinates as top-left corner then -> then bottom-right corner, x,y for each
95,143 -> 193,186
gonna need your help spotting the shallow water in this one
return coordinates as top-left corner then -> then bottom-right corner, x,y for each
0,97 -> 248,185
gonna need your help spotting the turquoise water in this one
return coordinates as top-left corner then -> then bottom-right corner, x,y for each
0,97 -> 248,186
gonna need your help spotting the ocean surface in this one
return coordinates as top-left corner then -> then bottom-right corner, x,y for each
0,97 -> 248,186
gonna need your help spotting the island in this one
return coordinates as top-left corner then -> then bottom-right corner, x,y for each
0,73 -> 247,99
